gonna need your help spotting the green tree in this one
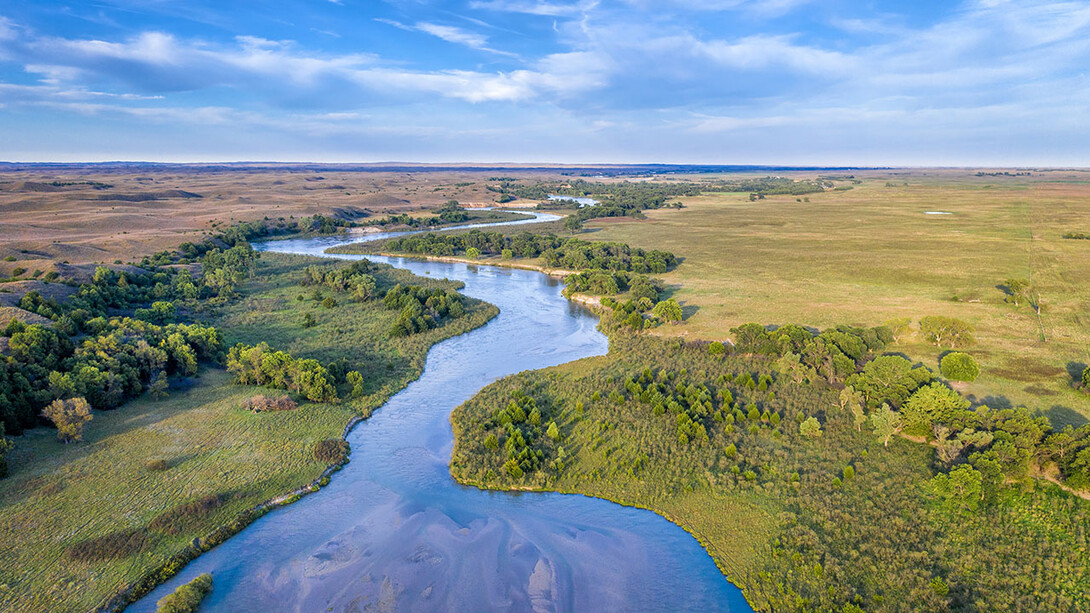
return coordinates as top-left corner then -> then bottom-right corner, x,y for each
799,416 -> 823,438
870,404 -> 902,447
466,247 -> 481,259
563,215 -> 584,234
346,370 -> 365,398
303,312 -> 316,328
149,371 -> 169,400
0,422 -> 13,479
652,298 -> 683,323
501,249 -> 514,260
920,316 -> 974,348
547,421 -> 560,441
940,352 -> 979,382
708,341 -> 726,356
321,296 -> 338,309
901,382 -> 970,435
928,464 -> 984,513
504,458 -> 524,479
41,397 -> 93,443
484,433 -> 499,450
156,572 -> 213,613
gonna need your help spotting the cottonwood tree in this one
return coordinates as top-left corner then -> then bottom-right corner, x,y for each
41,397 -> 93,443
652,298 -> 683,323
871,404 -> 902,447
920,316 -> 974,348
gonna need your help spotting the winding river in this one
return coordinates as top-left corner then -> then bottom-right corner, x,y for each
132,213 -> 752,612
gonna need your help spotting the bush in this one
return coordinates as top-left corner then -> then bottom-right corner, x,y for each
145,458 -> 171,472
156,573 -> 213,613
940,352 -> 980,382
66,528 -> 150,561
313,438 -> 349,464
243,395 -> 298,413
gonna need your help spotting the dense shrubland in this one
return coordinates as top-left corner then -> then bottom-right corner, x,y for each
452,329 -> 1090,611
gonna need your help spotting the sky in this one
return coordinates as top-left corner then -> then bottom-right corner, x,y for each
0,0 -> 1088,165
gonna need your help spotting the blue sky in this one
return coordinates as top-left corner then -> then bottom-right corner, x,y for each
0,0 -> 1087,164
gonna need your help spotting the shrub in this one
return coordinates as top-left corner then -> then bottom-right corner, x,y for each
321,296 -> 338,309
243,395 -> 298,413
156,573 -> 213,613
145,458 -> 171,472
313,438 -> 349,464
66,528 -> 150,561
940,352 -> 980,382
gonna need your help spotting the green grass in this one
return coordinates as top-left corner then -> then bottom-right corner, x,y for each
574,175 -> 1090,422
0,252 -> 497,612
451,335 -> 1090,611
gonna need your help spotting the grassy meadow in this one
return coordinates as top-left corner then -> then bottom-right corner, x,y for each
578,173 -> 1090,424
0,252 -> 496,612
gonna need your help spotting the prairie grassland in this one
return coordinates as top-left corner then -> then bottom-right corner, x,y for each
0,252 -> 496,612
581,174 -> 1090,423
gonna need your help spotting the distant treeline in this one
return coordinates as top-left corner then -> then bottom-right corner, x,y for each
383,230 -> 677,274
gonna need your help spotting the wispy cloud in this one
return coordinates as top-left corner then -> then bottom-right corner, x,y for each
375,18 -> 518,57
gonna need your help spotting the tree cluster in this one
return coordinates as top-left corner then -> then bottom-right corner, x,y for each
301,260 -> 378,302
225,342 -> 338,403
383,284 -> 467,337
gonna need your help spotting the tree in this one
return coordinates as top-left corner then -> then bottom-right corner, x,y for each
563,215 -> 583,234
346,370 -> 365,398
546,421 -> 560,441
901,382 -> 970,435
321,296 -> 338,309
1082,365 -> 1090,390
466,247 -> 481,259
928,465 -> 984,514
799,416 -> 823,438
708,341 -> 726,356
484,433 -> 499,450
501,249 -> 514,260
920,316 -> 974,348
155,572 -> 213,613
149,371 -> 169,400
838,387 -> 867,431
504,458 -> 524,479
871,404 -> 902,447
846,354 -> 932,409
42,397 -> 93,443
652,298 -> 683,323
303,312 -> 316,328
0,422 -> 13,479
940,352 -> 979,382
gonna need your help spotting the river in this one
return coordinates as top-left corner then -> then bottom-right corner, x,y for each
132,213 -> 752,612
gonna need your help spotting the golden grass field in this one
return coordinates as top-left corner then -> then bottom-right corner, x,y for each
578,170 -> 1090,424
0,165 -> 537,273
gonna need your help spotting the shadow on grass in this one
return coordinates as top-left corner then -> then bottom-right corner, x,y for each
1042,405 -> 1088,430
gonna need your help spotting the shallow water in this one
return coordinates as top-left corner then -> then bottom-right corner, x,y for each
547,194 -> 599,207
132,217 -> 752,612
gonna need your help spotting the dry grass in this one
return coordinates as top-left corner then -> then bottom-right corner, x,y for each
579,170 -> 1090,423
